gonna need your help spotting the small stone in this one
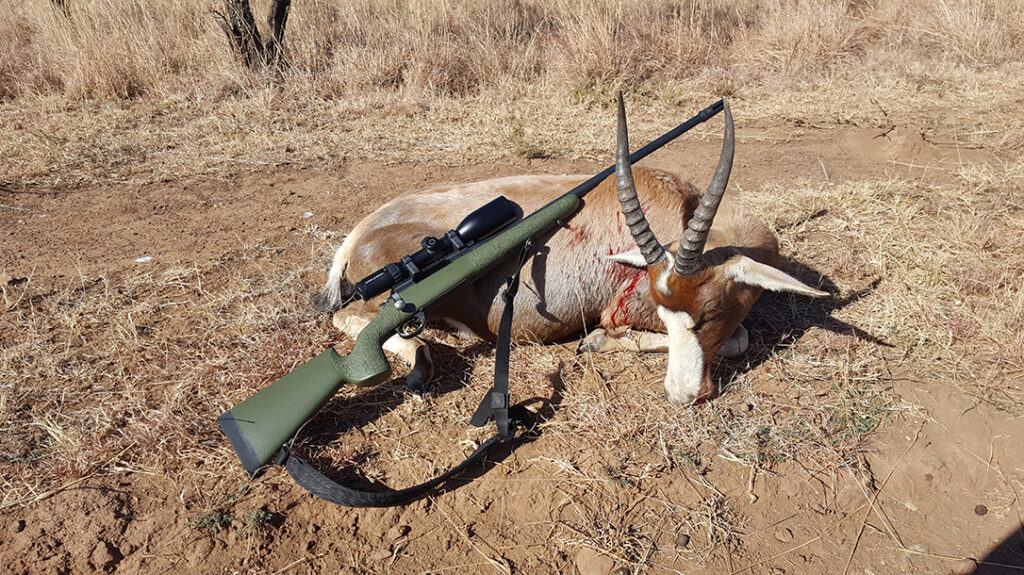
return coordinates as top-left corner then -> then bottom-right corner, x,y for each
12,519 -> 25,533
576,548 -> 615,575
612,568 -> 630,575
675,533 -> 691,548
973,504 -> 987,516
774,527 -> 794,543
738,402 -> 752,412
387,524 -> 410,541
951,558 -> 978,575
371,547 -> 393,562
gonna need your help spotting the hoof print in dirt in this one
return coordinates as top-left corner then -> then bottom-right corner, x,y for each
90,540 -> 124,573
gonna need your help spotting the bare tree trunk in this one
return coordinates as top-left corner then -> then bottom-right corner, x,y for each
51,0 -> 71,18
264,0 -> 291,68
214,0 -> 291,71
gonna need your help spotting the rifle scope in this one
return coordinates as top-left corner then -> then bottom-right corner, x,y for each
355,196 -> 517,300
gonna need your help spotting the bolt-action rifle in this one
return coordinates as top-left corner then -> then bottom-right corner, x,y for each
218,98 -> 725,503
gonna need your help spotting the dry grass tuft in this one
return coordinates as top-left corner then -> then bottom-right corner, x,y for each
7,0 -> 1021,101
0,229 -> 346,505
747,169 -> 1024,414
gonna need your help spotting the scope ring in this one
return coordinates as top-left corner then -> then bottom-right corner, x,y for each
397,312 -> 427,339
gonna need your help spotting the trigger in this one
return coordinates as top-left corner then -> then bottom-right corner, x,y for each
397,312 -> 426,339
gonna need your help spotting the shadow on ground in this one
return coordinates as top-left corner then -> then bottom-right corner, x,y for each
978,527 -> 1024,574
715,254 -> 889,387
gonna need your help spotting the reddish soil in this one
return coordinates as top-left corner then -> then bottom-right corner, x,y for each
1,125 -> 1021,574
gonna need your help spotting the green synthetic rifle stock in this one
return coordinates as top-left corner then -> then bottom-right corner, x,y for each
218,98 -> 725,477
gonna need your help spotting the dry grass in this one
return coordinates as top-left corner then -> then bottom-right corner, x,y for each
2,0 -> 1024,189
5,0 -> 1023,99
0,229 -> 345,506
751,169 -> 1024,414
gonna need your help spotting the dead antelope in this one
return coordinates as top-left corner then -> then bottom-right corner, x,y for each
316,101 -> 827,404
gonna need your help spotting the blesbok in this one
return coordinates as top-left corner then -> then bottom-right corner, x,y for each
315,101 -> 827,404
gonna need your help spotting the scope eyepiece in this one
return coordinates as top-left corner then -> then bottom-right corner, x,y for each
354,263 -> 406,301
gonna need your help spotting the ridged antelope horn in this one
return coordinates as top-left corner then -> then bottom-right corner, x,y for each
673,99 -> 734,276
615,94 -> 666,266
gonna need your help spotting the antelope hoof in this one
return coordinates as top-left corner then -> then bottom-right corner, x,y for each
578,329 -> 608,353
405,346 -> 434,395
406,374 -> 431,395
717,325 -> 749,358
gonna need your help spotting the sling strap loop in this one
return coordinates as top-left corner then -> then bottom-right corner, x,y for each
281,435 -> 500,508
470,240 -> 532,439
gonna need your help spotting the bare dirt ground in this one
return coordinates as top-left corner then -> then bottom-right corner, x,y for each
2,119 -> 1022,575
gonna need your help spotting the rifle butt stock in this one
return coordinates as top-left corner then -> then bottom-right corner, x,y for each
218,344 -> 392,477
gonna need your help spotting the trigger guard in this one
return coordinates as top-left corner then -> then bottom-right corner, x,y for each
397,312 -> 426,339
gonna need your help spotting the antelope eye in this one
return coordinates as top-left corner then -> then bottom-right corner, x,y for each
690,315 -> 708,331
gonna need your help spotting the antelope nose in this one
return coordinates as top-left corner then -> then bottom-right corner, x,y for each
665,390 -> 698,405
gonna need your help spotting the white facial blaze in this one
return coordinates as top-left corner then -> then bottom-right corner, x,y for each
654,266 -> 672,299
656,306 -> 704,404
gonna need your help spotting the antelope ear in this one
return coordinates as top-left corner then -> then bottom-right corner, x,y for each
606,247 -> 648,268
723,256 -> 829,297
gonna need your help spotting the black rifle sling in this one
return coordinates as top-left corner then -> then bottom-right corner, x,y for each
470,240 -> 534,437
280,436 -> 500,508
281,243 -> 533,508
